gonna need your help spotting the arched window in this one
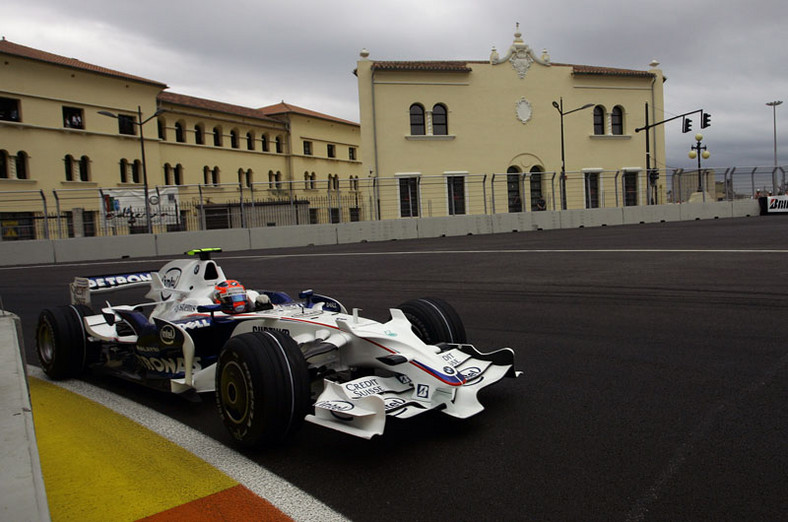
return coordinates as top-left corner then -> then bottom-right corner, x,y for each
409,103 -> 425,135
245,169 -> 253,187
79,155 -> 90,182
213,126 -> 223,147
203,166 -> 211,185
246,132 -> 254,151
212,167 -> 220,185
261,134 -> 269,152
174,164 -> 183,185
15,151 -> 28,179
432,104 -> 448,135
530,166 -> 545,211
506,166 -> 522,213
131,160 -> 141,183
304,171 -> 311,190
157,118 -> 166,140
0,150 -> 8,179
194,124 -> 204,145
230,129 -> 239,149
64,154 -> 74,181
175,121 -> 185,143
611,106 -> 624,135
118,159 -> 127,183
275,136 -> 283,153
593,106 -> 605,135
164,163 -> 173,185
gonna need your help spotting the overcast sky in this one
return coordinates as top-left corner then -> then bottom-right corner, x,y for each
5,0 -> 788,170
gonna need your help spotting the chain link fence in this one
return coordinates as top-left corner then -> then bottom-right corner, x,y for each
2,166 -> 784,241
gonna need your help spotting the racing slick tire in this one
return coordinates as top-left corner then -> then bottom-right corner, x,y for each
216,330 -> 311,447
397,297 -> 467,345
35,304 -> 97,379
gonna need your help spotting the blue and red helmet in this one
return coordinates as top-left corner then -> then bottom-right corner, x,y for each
213,280 -> 249,313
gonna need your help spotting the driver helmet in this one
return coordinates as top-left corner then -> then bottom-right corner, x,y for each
213,280 -> 250,313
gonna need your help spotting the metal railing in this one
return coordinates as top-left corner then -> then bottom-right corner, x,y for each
1,165 -> 784,241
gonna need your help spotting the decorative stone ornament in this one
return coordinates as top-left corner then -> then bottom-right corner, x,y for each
516,98 -> 533,124
490,23 -> 551,79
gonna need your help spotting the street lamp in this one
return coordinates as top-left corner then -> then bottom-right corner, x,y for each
552,98 -> 595,210
98,105 -> 164,233
766,100 -> 782,168
688,132 -> 710,195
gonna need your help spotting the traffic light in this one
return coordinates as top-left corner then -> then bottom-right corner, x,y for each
701,112 -> 711,128
682,117 -> 693,133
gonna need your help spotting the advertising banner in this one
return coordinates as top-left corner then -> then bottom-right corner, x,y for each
100,188 -> 181,228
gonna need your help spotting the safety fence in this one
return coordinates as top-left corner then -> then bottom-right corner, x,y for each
1,165 -> 784,241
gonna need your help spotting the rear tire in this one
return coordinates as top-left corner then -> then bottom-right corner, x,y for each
35,305 -> 96,379
215,331 -> 310,447
397,297 -> 467,345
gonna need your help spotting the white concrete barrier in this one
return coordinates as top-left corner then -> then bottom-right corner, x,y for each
0,239 -> 56,266
0,203 -> 768,266
53,234 -> 157,263
0,312 -> 50,521
155,229 -> 251,256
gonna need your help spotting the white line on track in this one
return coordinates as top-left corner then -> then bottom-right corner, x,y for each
27,366 -> 349,522
3,248 -> 788,271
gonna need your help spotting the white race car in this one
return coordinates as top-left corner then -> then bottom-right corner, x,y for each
36,248 -> 520,445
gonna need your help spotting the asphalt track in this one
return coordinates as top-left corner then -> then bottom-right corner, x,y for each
3,216 -> 787,521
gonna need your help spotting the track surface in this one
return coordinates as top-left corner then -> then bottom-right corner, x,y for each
3,217 -> 787,521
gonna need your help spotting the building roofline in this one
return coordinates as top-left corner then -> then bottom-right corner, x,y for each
157,91 -> 282,124
367,59 -> 654,78
259,101 -> 359,126
0,37 -> 167,88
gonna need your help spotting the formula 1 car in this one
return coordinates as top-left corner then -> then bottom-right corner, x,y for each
35,248 -> 520,445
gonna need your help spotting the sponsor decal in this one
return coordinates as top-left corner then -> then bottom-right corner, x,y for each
174,303 -> 198,313
252,325 -> 291,336
159,325 -> 177,345
384,397 -> 407,411
443,366 -> 456,375
161,268 -> 182,289
136,355 -> 201,375
136,345 -> 159,353
396,374 -> 412,385
87,272 -> 153,289
179,318 -> 210,330
384,330 -> 397,337
767,196 -> 788,212
441,351 -> 464,367
416,384 -> 430,399
315,400 -> 354,412
460,366 -> 484,385
344,378 -> 387,398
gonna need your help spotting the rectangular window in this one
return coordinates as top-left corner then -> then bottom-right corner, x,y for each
0,97 -> 21,122
585,172 -> 600,209
349,147 -> 356,161
399,177 -> 419,217
63,106 -> 84,129
447,176 -> 466,215
303,141 -> 312,155
327,144 -> 336,158
624,171 -> 638,206
118,114 -> 136,135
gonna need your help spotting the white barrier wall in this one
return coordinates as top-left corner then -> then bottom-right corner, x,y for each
0,200 -> 763,266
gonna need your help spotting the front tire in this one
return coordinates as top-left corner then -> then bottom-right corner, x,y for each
397,297 -> 467,345
35,305 -> 96,379
215,331 -> 310,447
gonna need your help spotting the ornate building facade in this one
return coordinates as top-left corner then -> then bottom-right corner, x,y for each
356,27 -> 667,218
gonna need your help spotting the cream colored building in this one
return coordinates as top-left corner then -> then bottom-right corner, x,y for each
0,38 -> 362,239
356,27 -> 666,218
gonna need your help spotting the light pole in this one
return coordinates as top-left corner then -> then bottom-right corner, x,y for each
552,98 -> 595,210
99,105 -> 164,233
766,100 -> 782,169
688,133 -> 710,195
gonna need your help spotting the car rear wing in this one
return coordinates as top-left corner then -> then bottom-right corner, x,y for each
70,271 -> 155,306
